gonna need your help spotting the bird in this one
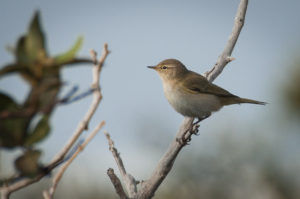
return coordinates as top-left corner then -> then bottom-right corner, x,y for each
148,59 -> 266,122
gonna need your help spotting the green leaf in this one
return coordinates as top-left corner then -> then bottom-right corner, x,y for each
14,36 -> 39,84
0,92 -> 30,148
25,11 -> 47,63
8,11 -> 48,85
16,36 -> 28,64
53,36 -> 83,65
25,115 -> 51,146
15,149 -> 41,177
0,92 -> 18,111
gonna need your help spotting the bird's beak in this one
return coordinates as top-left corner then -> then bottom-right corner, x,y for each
147,66 -> 156,70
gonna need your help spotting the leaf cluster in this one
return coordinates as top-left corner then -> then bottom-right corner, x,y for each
0,11 -> 91,177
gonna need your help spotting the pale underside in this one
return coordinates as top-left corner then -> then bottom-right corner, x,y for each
162,81 -> 222,118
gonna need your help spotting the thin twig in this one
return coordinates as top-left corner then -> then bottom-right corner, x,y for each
45,121 -> 106,198
42,44 -> 110,198
49,44 -> 109,167
104,132 -> 126,178
204,0 -> 247,82
137,1 -> 248,198
0,44 -> 110,198
104,131 -> 137,198
43,191 -> 51,199
107,168 -> 128,199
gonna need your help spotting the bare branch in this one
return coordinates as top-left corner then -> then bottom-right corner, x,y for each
45,121 -> 106,198
0,44 -> 110,198
136,1 -> 249,198
107,169 -> 128,199
49,43 -> 109,167
104,132 -> 126,178
43,191 -> 51,199
137,119 -> 194,198
104,131 -> 138,198
204,0 -> 248,82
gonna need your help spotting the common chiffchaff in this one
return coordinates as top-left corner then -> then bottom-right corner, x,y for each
148,59 -> 266,121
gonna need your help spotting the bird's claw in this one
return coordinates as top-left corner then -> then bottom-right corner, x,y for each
176,120 -> 201,145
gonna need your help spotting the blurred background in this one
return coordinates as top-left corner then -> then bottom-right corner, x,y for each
1,0 -> 300,198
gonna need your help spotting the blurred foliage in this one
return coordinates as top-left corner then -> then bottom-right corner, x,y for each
0,92 -> 31,148
284,57 -> 300,117
15,149 -> 42,177
0,11 -> 92,179
156,135 -> 300,199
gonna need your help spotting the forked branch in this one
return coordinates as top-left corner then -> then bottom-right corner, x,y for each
106,0 -> 249,198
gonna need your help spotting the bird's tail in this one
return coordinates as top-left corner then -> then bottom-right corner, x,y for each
221,97 -> 267,106
238,97 -> 267,105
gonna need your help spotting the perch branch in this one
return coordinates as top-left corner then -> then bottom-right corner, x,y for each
0,44 -> 110,199
137,0 -> 248,198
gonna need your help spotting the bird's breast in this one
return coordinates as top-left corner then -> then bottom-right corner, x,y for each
163,82 -> 222,118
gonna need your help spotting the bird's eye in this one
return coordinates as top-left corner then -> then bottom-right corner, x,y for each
162,66 -> 167,69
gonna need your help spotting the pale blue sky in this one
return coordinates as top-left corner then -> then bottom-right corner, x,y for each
1,0 -> 300,197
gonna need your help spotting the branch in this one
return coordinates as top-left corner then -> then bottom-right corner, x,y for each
44,121 -> 106,198
137,0 -> 249,198
0,44 -> 110,199
104,131 -> 138,198
49,44 -> 110,167
204,0 -> 247,82
0,58 -> 93,77
107,169 -> 128,199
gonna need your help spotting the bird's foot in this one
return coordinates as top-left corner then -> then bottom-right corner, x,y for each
190,123 -> 200,135
176,115 -> 210,145
176,127 -> 192,145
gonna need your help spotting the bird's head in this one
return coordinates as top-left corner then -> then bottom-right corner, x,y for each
147,59 -> 188,81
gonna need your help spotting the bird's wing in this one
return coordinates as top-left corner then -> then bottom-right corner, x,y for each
181,71 -> 237,98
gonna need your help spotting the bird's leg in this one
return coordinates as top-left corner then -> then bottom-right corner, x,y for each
193,118 -> 201,126
195,113 -> 211,124
191,113 -> 211,135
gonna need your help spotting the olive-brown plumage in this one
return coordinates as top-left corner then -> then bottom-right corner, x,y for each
148,59 -> 266,120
